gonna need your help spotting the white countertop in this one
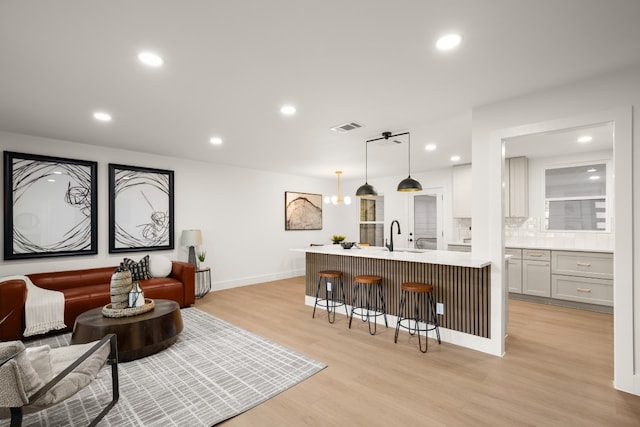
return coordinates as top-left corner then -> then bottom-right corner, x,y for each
292,245 -> 491,268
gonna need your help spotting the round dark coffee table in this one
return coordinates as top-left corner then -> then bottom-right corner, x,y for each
70,299 -> 183,362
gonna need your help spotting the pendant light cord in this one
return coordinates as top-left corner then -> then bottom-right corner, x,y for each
407,132 -> 412,177
365,141 -> 369,182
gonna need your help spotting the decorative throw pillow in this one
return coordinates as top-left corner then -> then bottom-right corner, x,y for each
0,341 -> 44,401
26,345 -> 53,383
149,254 -> 172,278
123,255 -> 151,281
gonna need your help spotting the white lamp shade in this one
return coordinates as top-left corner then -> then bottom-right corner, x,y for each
181,229 -> 202,246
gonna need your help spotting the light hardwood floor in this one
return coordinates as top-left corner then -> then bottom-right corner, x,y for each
195,276 -> 640,426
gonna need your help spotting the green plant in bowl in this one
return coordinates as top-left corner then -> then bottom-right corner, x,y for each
331,235 -> 346,244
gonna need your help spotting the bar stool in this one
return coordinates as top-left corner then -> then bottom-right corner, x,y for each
312,270 -> 349,324
394,282 -> 441,353
349,275 -> 388,335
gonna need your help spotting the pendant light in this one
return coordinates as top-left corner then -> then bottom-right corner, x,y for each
325,171 -> 352,205
356,140 -> 378,197
396,132 -> 422,192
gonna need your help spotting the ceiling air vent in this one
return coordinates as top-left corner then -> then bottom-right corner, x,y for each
330,121 -> 363,133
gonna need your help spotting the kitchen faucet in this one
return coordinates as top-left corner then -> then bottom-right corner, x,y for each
385,220 -> 401,252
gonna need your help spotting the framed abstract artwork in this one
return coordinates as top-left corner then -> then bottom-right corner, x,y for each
285,191 -> 322,230
3,151 -> 98,259
109,163 -> 174,253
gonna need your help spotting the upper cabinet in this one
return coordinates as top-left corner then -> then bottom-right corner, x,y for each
453,163 -> 472,218
504,156 -> 528,218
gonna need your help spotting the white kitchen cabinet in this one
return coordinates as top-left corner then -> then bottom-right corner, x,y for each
448,244 -> 471,252
551,250 -> 613,306
453,163 -> 472,218
522,249 -> 551,297
551,275 -> 613,306
504,157 -> 528,218
506,248 -> 523,293
522,260 -> 551,297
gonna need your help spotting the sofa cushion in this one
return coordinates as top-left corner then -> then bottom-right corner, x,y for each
149,254 -> 172,278
123,255 -> 151,281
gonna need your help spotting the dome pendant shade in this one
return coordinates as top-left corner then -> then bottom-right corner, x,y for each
397,131 -> 422,192
397,176 -> 422,192
356,182 -> 378,197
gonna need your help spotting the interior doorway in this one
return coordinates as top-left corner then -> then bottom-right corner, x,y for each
494,108 -> 633,392
409,188 -> 443,250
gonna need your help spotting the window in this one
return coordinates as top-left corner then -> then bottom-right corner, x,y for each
544,163 -> 608,231
359,196 -> 384,245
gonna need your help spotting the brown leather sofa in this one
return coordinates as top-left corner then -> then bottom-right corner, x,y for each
0,261 -> 195,341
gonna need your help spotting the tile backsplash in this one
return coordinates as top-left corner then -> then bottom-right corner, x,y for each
504,217 -> 614,250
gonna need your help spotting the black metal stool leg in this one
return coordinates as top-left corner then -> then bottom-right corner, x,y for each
378,283 -> 388,328
349,282 -> 359,329
327,279 -> 336,324
340,278 -> 349,318
417,294 -> 427,353
428,293 -> 441,344
367,282 -> 377,335
394,291 -> 406,343
312,276 -> 323,319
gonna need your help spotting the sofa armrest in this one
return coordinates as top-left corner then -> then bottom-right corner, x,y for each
170,261 -> 195,306
0,279 -> 28,341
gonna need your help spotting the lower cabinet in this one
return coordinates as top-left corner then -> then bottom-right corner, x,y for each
506,248 -> 523,293
551,250 -> 613,306
522,260 -> 551,297
448,244 -> 471,252
507,259 -> 523,293
507,247 -> 613,308
551,275 -> 613,306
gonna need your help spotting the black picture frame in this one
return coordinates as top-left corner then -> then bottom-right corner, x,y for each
285,191 -> 323,230
3,151 -> 98,260
109,163 -> 174,253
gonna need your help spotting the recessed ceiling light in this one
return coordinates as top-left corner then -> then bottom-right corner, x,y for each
589,175 -> 601,180
280,105 -> 296,115
47,179 -> 56,182
450,155 -> 461,162
93,111 -> 112,122
425,143 -> 437,151
209,137 -> 223,145
587,168 -> 597,173
577,135 -> 593,143
436,34 -> 462,51
138,51 -> 164,67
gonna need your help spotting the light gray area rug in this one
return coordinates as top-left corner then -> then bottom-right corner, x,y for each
7,308 -> 326,426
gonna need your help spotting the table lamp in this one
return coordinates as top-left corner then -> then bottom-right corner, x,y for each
181,229 -> 202,266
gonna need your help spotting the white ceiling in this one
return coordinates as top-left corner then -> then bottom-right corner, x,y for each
1,0 -> 639,181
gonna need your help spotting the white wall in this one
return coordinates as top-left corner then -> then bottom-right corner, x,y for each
505,149 -> 614,250
338,167 -> 456,250
472,63 -> 639,394
0,131 -> 342,290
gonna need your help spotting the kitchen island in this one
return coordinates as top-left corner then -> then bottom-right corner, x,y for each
293,245 -> 493,339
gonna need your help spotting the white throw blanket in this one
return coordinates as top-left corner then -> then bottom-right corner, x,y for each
1,275 -> 66,337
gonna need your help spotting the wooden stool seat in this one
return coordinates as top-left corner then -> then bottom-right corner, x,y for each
394,281 -> 441,353
313,270 -> 348,324
319,270 -> 343,279
400,282 -> 433,293
349,275 -> 387,335
354,275 -> 381,284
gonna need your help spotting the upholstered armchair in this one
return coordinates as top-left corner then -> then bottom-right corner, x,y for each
0,334 -> 119,427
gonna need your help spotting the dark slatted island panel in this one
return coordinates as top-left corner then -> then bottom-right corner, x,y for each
306,252 -> 491,338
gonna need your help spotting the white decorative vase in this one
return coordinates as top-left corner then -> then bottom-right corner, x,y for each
128,281 -> 145,307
